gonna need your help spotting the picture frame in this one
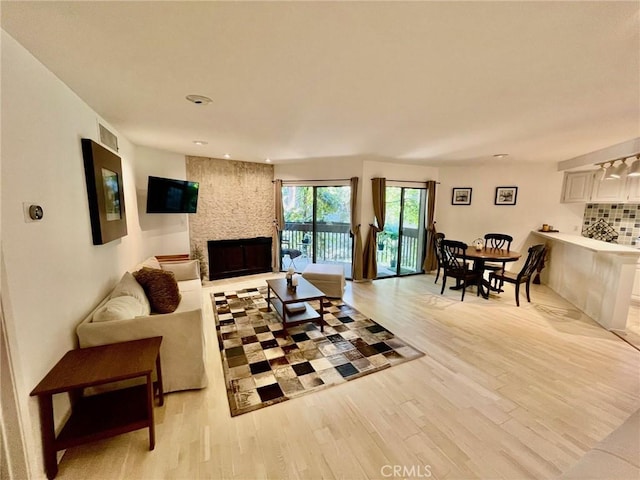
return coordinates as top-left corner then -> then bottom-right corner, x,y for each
451,187 -> 472,205
81,138 -> 128,245
494,186 -> 518,206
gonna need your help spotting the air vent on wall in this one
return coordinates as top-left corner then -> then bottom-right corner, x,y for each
99,123 -> 119,152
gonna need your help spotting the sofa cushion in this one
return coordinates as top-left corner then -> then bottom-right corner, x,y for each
173,287 -> 202,313
133,267 -> 182,314
93,296 -> 148,323
178,278 -> 202,293
160,260 -> 200,281
130,256 -> 162,274
140,257 -> 162,270
110,272 -> 151,314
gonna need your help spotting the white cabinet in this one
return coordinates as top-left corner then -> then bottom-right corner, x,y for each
626,177 -> 640,202
561,170 -> 640,203
561,171 -> 593,203
591,176 -> 627,202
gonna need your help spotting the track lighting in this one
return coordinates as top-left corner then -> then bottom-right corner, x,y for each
596,155 -> 639,181
613,159 -> 629,179
627,155 -> 640,177
604,162 -> 618,180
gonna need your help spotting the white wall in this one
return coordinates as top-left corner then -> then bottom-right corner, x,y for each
275,157 -> 364,181
436,161 -> 585,269
134,146 -> 190,257
0,31 -> 187,478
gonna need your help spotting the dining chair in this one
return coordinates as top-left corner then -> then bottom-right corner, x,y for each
433,232 -> 445,283
488,244 -> 546,306
483,233 -> 513,289
440,240 -> 481,301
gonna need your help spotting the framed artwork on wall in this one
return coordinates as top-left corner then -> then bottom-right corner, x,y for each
495,186 -> 518,205
452,187 -> 472,205
81,138 -> 128,245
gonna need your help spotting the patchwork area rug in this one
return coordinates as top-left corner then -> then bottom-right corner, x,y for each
212,286 -> 423,416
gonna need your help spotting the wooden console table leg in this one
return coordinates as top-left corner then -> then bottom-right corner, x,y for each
146,373 -> 155,450
155,354 -> 164,407
37,395 -> 58,479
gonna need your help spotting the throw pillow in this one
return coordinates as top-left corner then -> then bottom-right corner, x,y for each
133,267 -> 182,314
110,272 -> 151,314
93,296 -> 148,323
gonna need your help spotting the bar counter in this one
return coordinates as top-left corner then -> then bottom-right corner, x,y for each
532,231 -> 640,331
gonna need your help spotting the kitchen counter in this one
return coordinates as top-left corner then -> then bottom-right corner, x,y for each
533,231 -> 640,254
532,230 -> 640,331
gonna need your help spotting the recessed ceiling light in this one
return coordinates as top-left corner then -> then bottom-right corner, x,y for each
185,94 -> 212,105
493,153 -> 509,159
265,158 -> 271,163
223,153 -> 231,159
193,140 -> 208,145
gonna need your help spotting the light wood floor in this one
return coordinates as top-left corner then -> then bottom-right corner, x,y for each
55,274 -> 640,480
616,301 -> 640,350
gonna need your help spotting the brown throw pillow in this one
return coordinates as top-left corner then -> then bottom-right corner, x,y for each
133,267 -> 181,314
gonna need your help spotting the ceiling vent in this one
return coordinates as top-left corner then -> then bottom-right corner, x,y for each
98,123 -> 119,152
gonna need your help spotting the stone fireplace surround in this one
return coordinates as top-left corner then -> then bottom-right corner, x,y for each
186,156 -> 275,278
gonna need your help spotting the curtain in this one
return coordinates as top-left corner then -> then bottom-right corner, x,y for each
350,177 -> 364,281
363,177 -> 386,279
272,179 -> 284,271
422,180 -> 438,272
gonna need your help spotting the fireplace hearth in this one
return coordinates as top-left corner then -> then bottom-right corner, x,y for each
207,237 -> 272,280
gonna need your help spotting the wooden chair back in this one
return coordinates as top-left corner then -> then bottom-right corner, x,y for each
441,239 -> 469,273
484,233 -> 513,251
518,244 -> 546,281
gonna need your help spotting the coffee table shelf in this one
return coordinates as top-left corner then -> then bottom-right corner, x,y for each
270,298 -> 320,324
266,277 -> 325,332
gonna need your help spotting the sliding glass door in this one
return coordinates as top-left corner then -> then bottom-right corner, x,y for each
281,184 -> 352,278
376,186 -> 426,278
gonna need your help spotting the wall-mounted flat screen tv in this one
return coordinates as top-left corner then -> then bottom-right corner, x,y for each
146,176 -> 199,213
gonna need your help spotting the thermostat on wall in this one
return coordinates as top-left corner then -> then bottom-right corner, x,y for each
23,202 -> 44,222
29,205 -> 44,220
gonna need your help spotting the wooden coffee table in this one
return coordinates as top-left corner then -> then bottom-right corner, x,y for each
266,277 -> 325,332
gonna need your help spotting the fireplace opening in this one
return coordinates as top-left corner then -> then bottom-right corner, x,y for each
207,237 -> 272,280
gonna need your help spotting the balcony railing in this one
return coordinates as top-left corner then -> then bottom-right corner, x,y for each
282,222 -> 424,277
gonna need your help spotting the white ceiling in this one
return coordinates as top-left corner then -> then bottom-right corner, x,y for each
2,1 -> 639,166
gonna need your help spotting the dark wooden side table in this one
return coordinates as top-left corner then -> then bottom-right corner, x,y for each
30,337 -> 164,479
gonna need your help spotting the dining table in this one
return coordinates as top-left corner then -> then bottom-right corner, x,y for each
451,246 -> 522,299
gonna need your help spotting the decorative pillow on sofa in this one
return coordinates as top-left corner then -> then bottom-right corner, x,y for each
110,272 -> 151,314
93,296 -> 149,323
133,267 -> 182,314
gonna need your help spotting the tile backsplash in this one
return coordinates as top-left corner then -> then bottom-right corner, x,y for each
583,204 -> 640,245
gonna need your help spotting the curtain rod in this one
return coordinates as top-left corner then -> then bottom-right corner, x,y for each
383,179 -> 441,184
273,178 -> 352,183
272,178 -> 440,184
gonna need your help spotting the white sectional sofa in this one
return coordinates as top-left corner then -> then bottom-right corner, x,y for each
76,256 -> 208,393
